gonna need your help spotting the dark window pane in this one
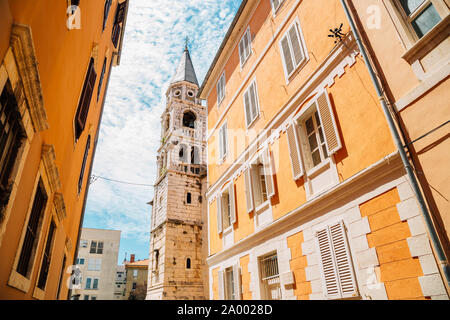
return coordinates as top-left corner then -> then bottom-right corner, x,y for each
37,221 -> 56,289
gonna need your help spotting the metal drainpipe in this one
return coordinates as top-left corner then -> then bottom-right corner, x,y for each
340,0 -> 450,290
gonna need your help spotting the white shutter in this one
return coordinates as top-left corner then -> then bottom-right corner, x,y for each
286,122 -> 304,180
281,35 -> 294,76
244,167 -> 254,213
329,221 -> 358,298
249,82 -> 259,122
239,37 -> 245,66
271,0 -> 280,12
228,182 -> 236,225
243,90 -> 251,127
288,23 -> 304,66
315,227 -> 341,299
233,264 -> 241,300
244,28 -> 251,59
315,221 -> 358,299
315,90 -> 342,155
218,269 -> 225,300
223,123 -> 228,158
216,196 -> 223,234
262,147 -> 275,198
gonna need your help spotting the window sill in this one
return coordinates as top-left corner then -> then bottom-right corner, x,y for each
255,199 -> 270,214
32,286 -> 45,300
306,157 -> 331,179
8,269 -> 31,293
402,14 -> 450,64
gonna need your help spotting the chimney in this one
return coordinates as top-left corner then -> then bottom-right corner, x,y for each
130,254 -> 135,263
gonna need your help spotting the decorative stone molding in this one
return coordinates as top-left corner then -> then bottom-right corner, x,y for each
53,193 -> 67,222
10,24 -> 49,132
65,237 -> 73,254
41,144 -> 62,193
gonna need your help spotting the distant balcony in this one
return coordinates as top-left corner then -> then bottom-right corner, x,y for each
172,163 -> 206,176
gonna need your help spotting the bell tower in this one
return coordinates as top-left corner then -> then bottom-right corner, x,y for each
146,46 -> 207,300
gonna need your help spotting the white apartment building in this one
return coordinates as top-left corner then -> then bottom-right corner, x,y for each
71,228 -> 121,300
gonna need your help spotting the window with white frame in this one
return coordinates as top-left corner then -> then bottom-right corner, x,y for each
239,27 -> 252,67
244,147 -> 275,214
218,121 -> 228,162
89,241 -> 104,254
259,252 -> 281,300
243,80 -> 260,127
270,0 -> 285,14
280,19 -> 307,80
133,269 -> 138,278
80,240 -> 88,248
92,278 -> 99,290
216,183 -> 236,234
218,264 -> 241,300
217,72 -> 226,105
286,90 -> 342,180
314,221 -> 358,299
87,258 -> 102,271
396,0 -> 445,39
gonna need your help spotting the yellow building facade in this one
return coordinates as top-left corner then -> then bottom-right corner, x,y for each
0,0 -> 128,299
199,0 -> 449,300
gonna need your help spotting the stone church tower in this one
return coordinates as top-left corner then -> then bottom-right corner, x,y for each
146,46 -> 207,300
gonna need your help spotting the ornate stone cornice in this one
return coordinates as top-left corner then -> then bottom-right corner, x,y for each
41,144 -> 62,193
10,24 -> 49,132
53,193 -> 67,222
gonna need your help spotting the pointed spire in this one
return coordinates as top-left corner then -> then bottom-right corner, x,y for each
170,43 -> 199,86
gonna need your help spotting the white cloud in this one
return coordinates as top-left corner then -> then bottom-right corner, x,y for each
84,0 -> 241,258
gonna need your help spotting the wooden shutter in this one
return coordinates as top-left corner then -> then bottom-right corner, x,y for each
216,196 -> 223,234
329,221 -> 358,298
78,135 -> 91,193
286,122 -> 304,180
228,182 -> 236,225
114,0 -> 128,24
218,269 -> 225,300
112,23 -> 121,48
262,147 -> 275,198
315,227 -> 341,299
288,23 -> 304,66
249,82 -> 258,122
316,90 -> 342,155
233,264 -> 242,300
281,35 -> 294,76
244,167 -> 254,213
76,58 -> 97,139
315,221 -> 358,299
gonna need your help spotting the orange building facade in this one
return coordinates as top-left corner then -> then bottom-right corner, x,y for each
0,0 -> 128,299
199,0 -> 449,300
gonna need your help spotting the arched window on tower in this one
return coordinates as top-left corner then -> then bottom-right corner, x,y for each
179,144 -> 187,162
190,146 -> 199,164
186,258 -> 191,269
182,111 -> 196,129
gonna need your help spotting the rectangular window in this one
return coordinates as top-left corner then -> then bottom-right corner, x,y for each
287,90 -> 342,179
85,278 -> 92,289
217,72 -> 226,105
244,147 -> 275,213
0,80 -> 25,210
216,183 -> 236,234
133,269 -> 138,278
91,296 -> 97,300
97,58 -> 107,101
243,80 -> 260,127
224,267 -> 235,300
398,0 -> 442,38
97,241 -> 103,254
280,20 -> 307,79
83,294 -> 89,300
75,58 -> 97,140
56,255 -> 66,299
76,258 -> 85,265
239,27 -> 252,67
37,221 -> 56,290
16,180 -> 48,277
90,241 -> 97,254
78,135 -> 91,194
218,122 -> 228,162
315,221 -> 358,299
87,258 -> 102,271
93,278 -> 99,289
259,253 -> 281,300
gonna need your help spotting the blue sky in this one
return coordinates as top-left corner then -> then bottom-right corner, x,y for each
82,0 -> 242,264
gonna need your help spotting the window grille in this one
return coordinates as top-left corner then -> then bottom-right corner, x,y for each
259,253 -> 281,300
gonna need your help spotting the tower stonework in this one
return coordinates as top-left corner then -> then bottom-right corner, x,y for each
146,47 -> 207,300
